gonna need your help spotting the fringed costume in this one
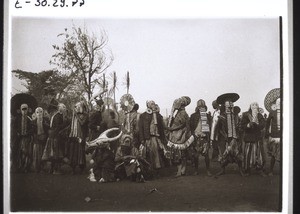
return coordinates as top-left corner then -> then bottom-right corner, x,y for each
241,102 -> 266,175
139,101 -> 166,177
68,101 -> 89,174
15,104 -> 34,173
215,93 -> 244,176
32,107 -> 50,172
167,96 -> 192,177
189,99 -> 212,176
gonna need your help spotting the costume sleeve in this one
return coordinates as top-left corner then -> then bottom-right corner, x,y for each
158,114 -> 166,142
189,113 -> 196,134
170,111 -> 187,131
240,113 -> 250,131
265,113 -> 272,137
257,113 -> 265,130
138,114 -> 145,143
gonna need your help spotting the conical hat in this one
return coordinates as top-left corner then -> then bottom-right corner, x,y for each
11,93 -> 37,116
264,88 -> 280,112
216,93 -> 240,105
120,94 -> 135,112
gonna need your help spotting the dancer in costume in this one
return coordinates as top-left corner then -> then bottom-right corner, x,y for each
115,134 -> 148,182
68,100 -> 89,174
120,94 -> 140,148
32,107 -> 50,173
241,102 -> 266,176
15,104 -> 34,173
210,100 -> 220,162
88,99 -> 105,141
42,100 -> 67,174
264,88 -> 281,176
189,99 -> 212,176
138,100 -> 166,178
167,96 -> 193,177
215,93 -> 244,177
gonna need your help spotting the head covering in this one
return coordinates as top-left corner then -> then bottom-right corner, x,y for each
11,93 -> 37,116
20,104 -> 28,110
132,103 -> 139,112
259,108 -> 264,114
35,107 -> 43,118
48,98 -> 59,113
180,96 -> 191,108
212,100 -> 219,110
120,134 -> 133,147
249,102 -> 259,124
196,99 -> 207,111
233,106 -> 241,115
95,98 -> 104,107
216,93 -> 240,105
264,88 -> 280,112
146,100 -> 156,109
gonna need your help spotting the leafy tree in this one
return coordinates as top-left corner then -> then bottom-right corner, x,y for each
12,69 -> 76,109
50,25 -> 114,101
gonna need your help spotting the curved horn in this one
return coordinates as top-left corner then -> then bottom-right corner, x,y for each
86,128 -> 122,148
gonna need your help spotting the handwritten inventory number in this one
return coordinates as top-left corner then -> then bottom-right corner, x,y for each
36,0 -> 84,7
15,0 -> 85,8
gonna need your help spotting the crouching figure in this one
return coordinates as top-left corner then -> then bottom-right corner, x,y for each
86,127 -> 122,183
115,134 -> 150,182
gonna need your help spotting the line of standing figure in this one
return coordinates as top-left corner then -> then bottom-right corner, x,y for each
10,88 -> 281,183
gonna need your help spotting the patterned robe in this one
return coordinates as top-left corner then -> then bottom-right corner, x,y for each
241,111 -> 265,170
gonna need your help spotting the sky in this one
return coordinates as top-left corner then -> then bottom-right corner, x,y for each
11,18 -> 281,116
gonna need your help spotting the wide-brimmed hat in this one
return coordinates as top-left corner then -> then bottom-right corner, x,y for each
11,93 -> 37,116
264,88 -> 280,112
216,93 -> 240,105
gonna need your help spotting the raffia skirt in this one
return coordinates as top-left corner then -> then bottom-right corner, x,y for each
68,137 -> 86,167
268,137 -> 280,162
42,133 -> 63,161
244,141 -> 264,170
145,136 -> 163,170
32,134 -> 47,171
19,135 -> 33,170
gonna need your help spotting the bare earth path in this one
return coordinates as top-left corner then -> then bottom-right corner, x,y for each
10,160 -> 280,212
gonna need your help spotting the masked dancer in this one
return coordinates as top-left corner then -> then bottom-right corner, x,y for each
139,100 -> 166,178
68,101 -> 89,174
241,102 -> 266,176
32,107 -> 50,173
189,99 -> 212,176
167,96 -> 193,177
42,100 -> 67,174
264,88 -> 281,176
215,93 -> 244,177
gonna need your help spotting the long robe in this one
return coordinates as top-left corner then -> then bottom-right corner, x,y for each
32,117 -> 50,172
241,111 -> 265,170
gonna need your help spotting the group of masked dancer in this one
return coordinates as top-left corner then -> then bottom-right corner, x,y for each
10,88 -> 281,182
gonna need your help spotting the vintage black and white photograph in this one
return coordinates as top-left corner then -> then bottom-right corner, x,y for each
4,1 -> 292,213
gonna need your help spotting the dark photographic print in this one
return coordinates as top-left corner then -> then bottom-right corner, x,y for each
4,1 -> 292,213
